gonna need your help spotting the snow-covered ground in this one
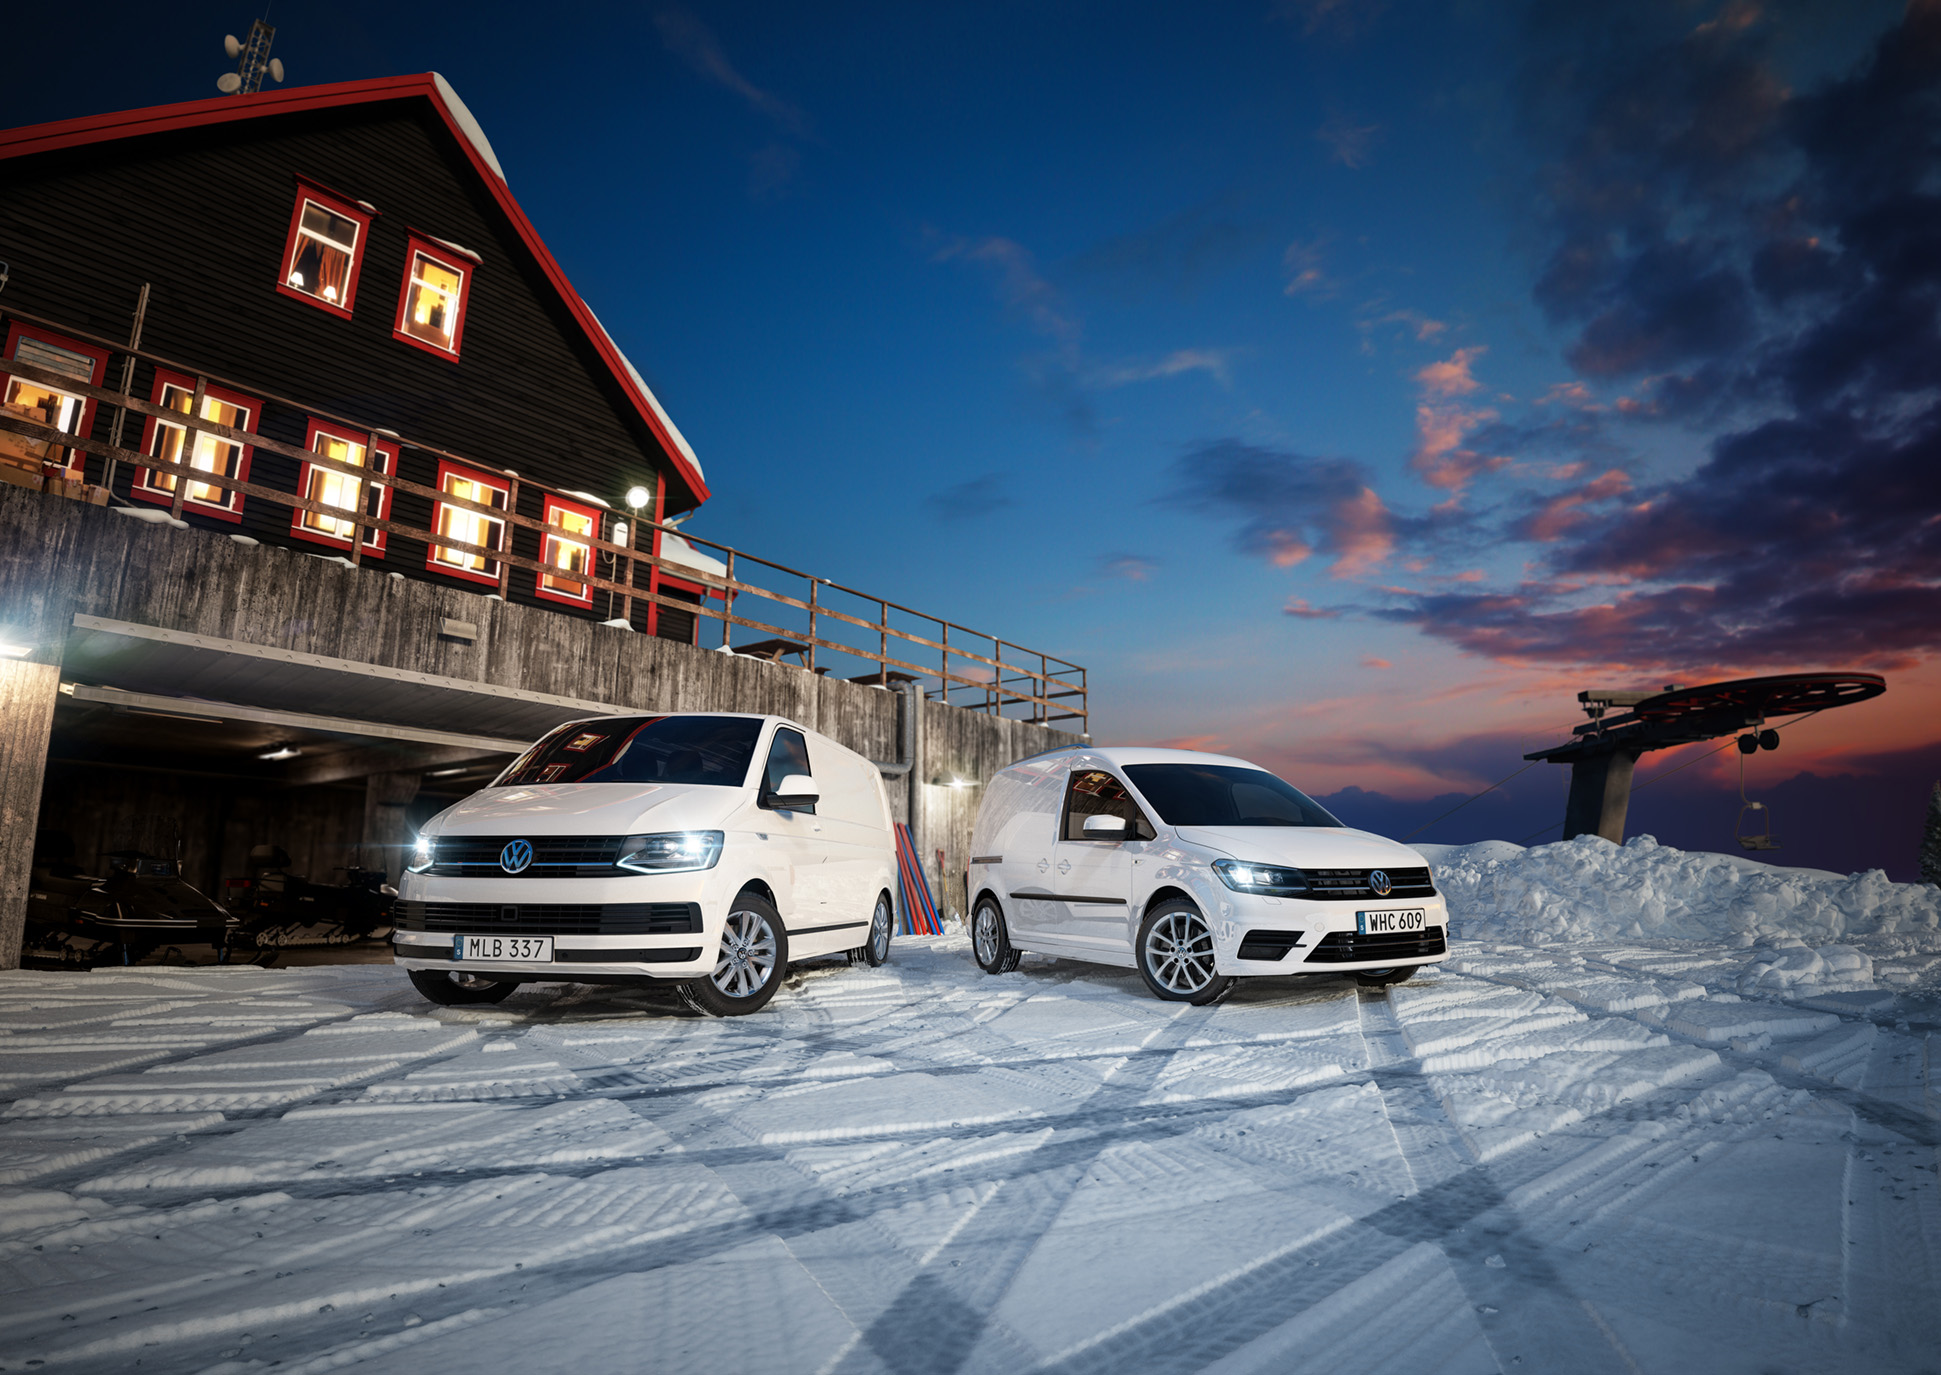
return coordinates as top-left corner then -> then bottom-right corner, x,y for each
2,835 -> 1938,1374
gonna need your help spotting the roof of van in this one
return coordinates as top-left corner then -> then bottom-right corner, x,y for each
1012,745 -> 1270,770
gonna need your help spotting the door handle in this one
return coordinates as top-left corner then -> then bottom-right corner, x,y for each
1057,859 -> 1071,875
1037,858 -> 1050,873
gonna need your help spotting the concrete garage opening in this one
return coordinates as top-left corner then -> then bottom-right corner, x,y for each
29,615 -> 634,950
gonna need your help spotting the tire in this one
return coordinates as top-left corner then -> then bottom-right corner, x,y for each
853,891 -> 893,967
1354,966 -> 1419,989
1136,900 -> 1233,1005
679,894 -> 789,1017
408,968 -> 519,1005
972,895 -> 1021,974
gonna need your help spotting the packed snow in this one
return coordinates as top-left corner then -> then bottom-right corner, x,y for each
0,835 -> 1936,1374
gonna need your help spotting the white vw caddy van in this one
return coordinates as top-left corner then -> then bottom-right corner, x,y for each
392,713 -> 898,1016
968,746 -> 1448,1002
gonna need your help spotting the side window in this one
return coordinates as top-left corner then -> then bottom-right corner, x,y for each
762,729 -> 815,813
1062,769 -> 1152,841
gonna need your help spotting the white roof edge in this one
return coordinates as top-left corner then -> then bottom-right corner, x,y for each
660,531 -> 728,578
582,306 -> 707,484
429,74 -> 507,184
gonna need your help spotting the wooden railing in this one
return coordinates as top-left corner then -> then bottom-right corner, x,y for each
0,306 -> 1087,727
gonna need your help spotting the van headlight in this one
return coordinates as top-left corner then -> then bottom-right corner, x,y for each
1213,858 -> 1308,896
616,831 -> 723,874
407,836 -> 435,873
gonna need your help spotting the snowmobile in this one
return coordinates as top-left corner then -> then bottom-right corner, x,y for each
25,837 -> 234,968
226,845 -> 397,952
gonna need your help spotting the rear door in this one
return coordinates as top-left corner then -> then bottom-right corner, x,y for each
1051,768 -> 1151,958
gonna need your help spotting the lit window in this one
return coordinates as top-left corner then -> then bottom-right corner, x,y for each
536,495 -> 600,606
394,234 -> 476,359
0,325 -> 108,481
428,460 -> 509,584
133,371 -> 258,521
276,180 -> 374,318
290,419 -> 396,553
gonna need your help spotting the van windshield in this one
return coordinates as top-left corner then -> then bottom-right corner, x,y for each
1123,764 -> 1341,828
496,715 -> 763,787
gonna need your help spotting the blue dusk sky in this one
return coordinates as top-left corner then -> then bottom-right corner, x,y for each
8,1 -> 1939,877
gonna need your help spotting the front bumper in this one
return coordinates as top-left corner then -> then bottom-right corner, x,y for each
390,871 -> 724,980
1209,894 -> 1451,976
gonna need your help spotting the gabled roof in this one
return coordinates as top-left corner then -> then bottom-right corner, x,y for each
0,73 -> 709,507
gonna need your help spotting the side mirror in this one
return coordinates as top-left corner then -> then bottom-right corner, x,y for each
762,773 -> 820,810
1082,814 -> 1128,840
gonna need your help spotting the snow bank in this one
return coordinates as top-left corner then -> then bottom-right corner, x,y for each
1416,834 -> 1941,996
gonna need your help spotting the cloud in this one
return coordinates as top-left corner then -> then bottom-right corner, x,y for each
1283,598 -> 1340,619
1088,349 -> 1235,389
746,143 -> 800,201
1276,0 -> 1388,41
1381,1 -> 1941,671
1316,113 -> 1382,168
1283,238 -> 1336,296
1172,440 -> 1401,580
1408,346 -> 1510,492
1360,654 -> 1393,669
1069,196 -> 1270,299
1098,554 -> 1159,581
655,9 -> 811,139
934,236 -> 1080,344
926,474 -> 1015,522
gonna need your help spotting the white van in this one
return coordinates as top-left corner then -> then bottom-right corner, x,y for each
968,746 -> 1448,1002
392,713 -> 897,1016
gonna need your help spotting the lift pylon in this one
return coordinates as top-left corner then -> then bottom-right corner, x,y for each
1524,673 -> 1885,844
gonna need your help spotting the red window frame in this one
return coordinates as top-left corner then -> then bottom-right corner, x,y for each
275,177 -> 376,319
427,459 -> 510,585
131,370 -> 260,522
535,493 -> 602,607
0,322 -> 111,480
393,231 -> 477,361
289,417 -> 397,554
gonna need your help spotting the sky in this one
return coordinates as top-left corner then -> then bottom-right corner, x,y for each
7,0 -> 1939,878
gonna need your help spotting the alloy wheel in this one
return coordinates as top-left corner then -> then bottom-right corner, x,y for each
711,907 -> 779,998
1144,910 -> 1217,995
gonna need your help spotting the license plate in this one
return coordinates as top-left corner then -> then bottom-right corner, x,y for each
1356,909 -> 1426,935
453,934 -> 553,963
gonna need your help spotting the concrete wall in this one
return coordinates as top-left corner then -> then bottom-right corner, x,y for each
0,487 -> 1084,963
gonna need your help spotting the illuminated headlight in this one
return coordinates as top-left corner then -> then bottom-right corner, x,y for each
407,835 -> 435,873
1213,858 -> 1308,896
617,831 -> 723,874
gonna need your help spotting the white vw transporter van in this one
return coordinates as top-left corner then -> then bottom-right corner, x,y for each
969,746 -> 1447,1002
393,713 -> 897,1016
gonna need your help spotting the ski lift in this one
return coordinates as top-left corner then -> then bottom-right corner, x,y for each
1734,729 -> 1780,851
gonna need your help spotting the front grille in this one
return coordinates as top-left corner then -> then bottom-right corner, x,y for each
1306,926 -> 1446,963
395,901 -> 702,936
425,836 -> 625,878
1300,867 -> 1436,902
555,947 -> 701,964
1237,929 -> 1304,961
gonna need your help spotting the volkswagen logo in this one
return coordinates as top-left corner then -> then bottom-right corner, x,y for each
500,839 -> 534,874
1368,869 -> 1393,897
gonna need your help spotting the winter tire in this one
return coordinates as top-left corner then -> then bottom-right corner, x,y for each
853,891 -> 894,967
1136,900 -> 1232,1005
680,893 -> 788,1017
1355,966 -> 1418,989
972,895 -> 1021,974
408,968 -> 519,1005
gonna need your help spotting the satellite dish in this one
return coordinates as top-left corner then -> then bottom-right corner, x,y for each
224,34 -> 241,58
269,58 -> 284,82
216,71 -> 243,94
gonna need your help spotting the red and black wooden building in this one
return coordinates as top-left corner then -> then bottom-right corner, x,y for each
0,74 -> 719,637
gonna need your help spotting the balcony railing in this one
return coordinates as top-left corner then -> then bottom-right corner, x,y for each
0,305 -> 1087,727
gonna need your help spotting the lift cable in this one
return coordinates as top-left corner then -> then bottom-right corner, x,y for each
1514,709 -> 1826,846
1401,761 -> 1540,842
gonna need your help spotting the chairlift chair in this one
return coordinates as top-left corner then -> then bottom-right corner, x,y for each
1735,735 -> 1779,851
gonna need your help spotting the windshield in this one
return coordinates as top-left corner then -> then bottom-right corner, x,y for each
496,715 -> 763,787
1123,763 -> 1341,828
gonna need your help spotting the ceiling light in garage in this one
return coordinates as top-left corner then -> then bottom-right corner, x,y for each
0,640 -> 29,658
258,743 -> 302,761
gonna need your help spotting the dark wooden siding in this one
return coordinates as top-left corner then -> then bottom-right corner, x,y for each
0,97 -> 696,632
